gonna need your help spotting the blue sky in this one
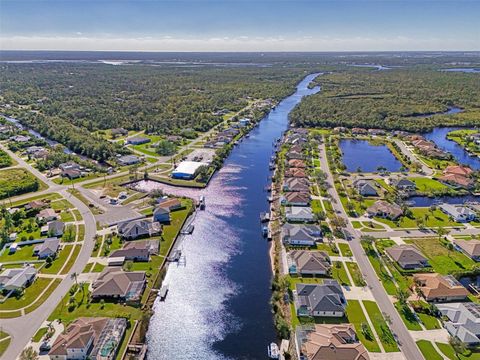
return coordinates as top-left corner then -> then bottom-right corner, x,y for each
0,0 -> 479,51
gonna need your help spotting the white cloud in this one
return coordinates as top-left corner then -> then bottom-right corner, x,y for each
0,34 -> 478,51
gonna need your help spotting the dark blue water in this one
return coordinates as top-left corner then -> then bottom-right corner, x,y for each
339,139 -> 403,173
139,73 -> 321,360
424,126 -> 480,170
409,195 -> 480,207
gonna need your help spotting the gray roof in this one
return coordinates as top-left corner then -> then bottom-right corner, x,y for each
282,224 -> 322,242
285,206 -> 314,220
296,280 -> 346,313
0,266 -> 37,290
289,250 -> 331,273
118,219 -> 161,238
34,238 -> 60,257
437,303 -> 480,344
386,245 -> 428,268
48,220 -> 65,235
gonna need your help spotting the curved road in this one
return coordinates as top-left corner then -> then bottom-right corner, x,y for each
318,141 -> 424,360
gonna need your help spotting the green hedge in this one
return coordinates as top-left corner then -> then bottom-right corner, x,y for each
0,168 -> 39,199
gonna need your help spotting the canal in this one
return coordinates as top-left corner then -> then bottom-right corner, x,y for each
141,73 -> 321,360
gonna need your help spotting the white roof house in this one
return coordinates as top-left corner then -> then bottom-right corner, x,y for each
437,302 -> 480,345
0,265 -> 37,292
439,204 -> 476,223
172,161 -> 208,180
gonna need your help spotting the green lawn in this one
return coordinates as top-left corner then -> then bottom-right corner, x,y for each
436,342 -> 480,360
316,243 -> 339,256
8,192 -> 62,208
375,208 -> 460,229
82,262 -> 94,273
362,243 -> 398,295
405,237 -> 476,274
345,300 -> 381,352
417,312 -> 441,330
331,262 -> 351,286
60,245 -> 81,274
42,244 -> 74,274
394,302 -> 422,331
338,243 -> 352,257
417,340 -> 444,360
410,177 -> 448,192
0,337 -> 10,358
363,300 -> 399,352
0,278 -> 52,311
0,244 -> 38,263
345,262 -> 365,287
92,262 -> 106,273
159,199 -> 193,256
32,327 -> 48,342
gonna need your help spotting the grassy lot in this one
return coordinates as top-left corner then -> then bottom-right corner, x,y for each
338,243 -> 352,257
410,177 -> 448,192
363,300 -> 399,352
0,277 -> 52,311
345,262 -> 365,287
405,237 -> 475,274
0,337 -> 10,358
101,235 -> 123,256
92,262 -> 106,273
8,192 -> 62,208
331,262 -> 351,286
417,340 -> 444,360
60,245 -> 81,274
345,300 -> 381,352
394,302 -> 422,331
0,243 -> 38,263
82,262 -> 94,273
362,243 -> 398,295
316,242 -> 339,256
436,342 -> 480,360
417,312 -> 441,330
51,199 -> 74,210
32,327 -> 48,342
77,224 -> 85,241
159,199 -> 193,257
376,208 -> 460,229
52,173 -> 100,185
0,168 -> 47,199
67,189 -> 104,215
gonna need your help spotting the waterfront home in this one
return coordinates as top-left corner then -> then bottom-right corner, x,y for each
439,165 -> 474,188
436,303 -> 480,347
439,203 -> 476,223
239,118 -> 251,127
351,128 -> 368,135
353,179 -> 378,197
294,280 -> 346,317
34,238 -> 60,259
92,268 -> 146,302
295,324 -> 369,360
126,136 -> 151,145
281,224 -> 322,246
172,160 -> 208,179
286,150 -> 305,160
454,239 -> 480,261
283,177 -> 310,192
0,265 -> 37,292
368,128 -> 386,136
288,159 -> 307,169
366,200 -> 403,220
117,219 -> 161,240
389,177 -> 416,192
36,208 -> 58,222
110,239 -> 159,263
288,250 -> 331,276
117,154 -> 140,166
153,206 -> 170,223
10,134 -> 31,142
285,207 -> 315,223
48,317 -> 127,360
411,138 -> 449,159
333,126 -> 348,133
281,192 -> 311,206
48,220 -> 65,237
413,273 -> 469,302
385,244 -> 429,270
157,197 -> 183,211
285,168 -> 307,178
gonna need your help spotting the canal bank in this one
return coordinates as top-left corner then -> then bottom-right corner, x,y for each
142,73 -> 321,360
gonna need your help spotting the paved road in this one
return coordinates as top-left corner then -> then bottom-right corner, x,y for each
318,142 -> 424,360
393,138 -> 433,176
0,145 -> 97,360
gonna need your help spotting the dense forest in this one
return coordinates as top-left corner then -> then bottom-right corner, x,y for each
290,67 -> 480,132
0,62 -> 313,160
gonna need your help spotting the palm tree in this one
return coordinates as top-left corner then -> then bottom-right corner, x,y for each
70,272 -> 78,286
449,336 -> 466,359
19,347 -> 38,360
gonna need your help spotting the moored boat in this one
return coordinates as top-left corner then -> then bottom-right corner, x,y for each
267,343 -> 279,359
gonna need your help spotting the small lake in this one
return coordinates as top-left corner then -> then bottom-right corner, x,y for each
441,68 -> 480,73
339,139 -> 403,173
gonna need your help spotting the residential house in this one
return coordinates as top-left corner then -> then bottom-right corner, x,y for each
126,136 -> 151,145
288,159 -> 307,169
440,204 -> 476,223
62,168 -> 82,179
283,177 -> 310,192
413,273 -> 469,302
286,150 -> 305,161
436,302 -> 480,347
0,265 -> 37,292
59,161 -> 80,172
390,178 -> 416,192
111,127 -> 128,136
294,280 -> 347,317
48,317 -> 127,360
295,324 -> 369,360
157,197 -> 183,211
239,118 -> 251,127
92,268 -> 146,302
285,207 -> 315,223
36,208 -> 58,222
454,240 -> 480,261
351,128 -> 368,135
439,165 -> 474,189
282,192 -> 311,206
109,240 -> 159,262
117,219 -> 161,240
48,220 -> 65,237
117,154 -> 140,166
153,207 -> 170,223
368,128 -> 386,136
385,244 -> 429,269
34,238 -> 60,259
25,199 -> 46,210
288,250 -> 331,276
333,127 -> 348,133
282,224 -> 322,246
366,200 -> 403,220
353,179 -> 378,197
10,134 -> 31,142
285,168 -> 307,178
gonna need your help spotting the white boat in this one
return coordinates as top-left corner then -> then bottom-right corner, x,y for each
199,195 -> 206,210
267,343 -> 280,359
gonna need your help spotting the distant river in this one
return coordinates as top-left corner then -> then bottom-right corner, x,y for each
138,73 -> 321,360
